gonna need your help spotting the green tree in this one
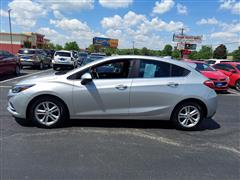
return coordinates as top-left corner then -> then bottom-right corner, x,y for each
141,47 -> 149,56
198,45 -> 213,59
55,44 -> 63,50
162,44 -> 173,56
23,41 -> 31,48
213,44 -> 227,59
64,41 -> 79,51
188,51 -> 199,60
171,49 -> 181,59
87,44 -> 95,54
232,47 -> 240,61
48,43 -> 55,50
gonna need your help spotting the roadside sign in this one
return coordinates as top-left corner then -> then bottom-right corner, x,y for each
173,34 -> 202,43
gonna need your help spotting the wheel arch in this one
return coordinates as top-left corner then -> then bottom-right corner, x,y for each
26,94 -> 70,119
171,98 -> 208,119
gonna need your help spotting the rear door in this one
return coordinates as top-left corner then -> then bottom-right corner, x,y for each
129,59 -> 190,119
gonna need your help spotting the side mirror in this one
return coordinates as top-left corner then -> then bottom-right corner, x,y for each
81,73 -> 92,85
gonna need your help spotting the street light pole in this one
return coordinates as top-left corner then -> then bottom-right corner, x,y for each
8,9 -> 13,54
132,41 -> 135,55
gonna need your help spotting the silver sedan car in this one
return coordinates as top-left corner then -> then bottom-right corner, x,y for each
7,55 -> 217,130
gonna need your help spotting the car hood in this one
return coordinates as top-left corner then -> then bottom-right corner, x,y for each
17,72 -> 60,85
200,70 -> 227,80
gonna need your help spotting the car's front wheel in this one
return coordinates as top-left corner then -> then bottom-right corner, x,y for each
171,102 -> 203,130
235,79 -> 240,91
29,96 -> 68,128
15,65 -> 20,76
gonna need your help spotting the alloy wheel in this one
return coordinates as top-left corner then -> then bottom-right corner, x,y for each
34,101 -> 60,126
178,105 -> 200,128
236,80 -> 240,91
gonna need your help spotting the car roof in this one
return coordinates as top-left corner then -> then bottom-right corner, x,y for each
67,55 -> 196,76
219,61 -> 240,65
55,50 -> 72,53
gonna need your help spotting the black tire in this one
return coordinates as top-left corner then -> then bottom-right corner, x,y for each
235,79 -> 240,91
14,117 -> 33,127
39,62 -> 44,70
171,102 -> 204,130
15,65 -> 20,76
53,65 -> 58,71
28,96 -> 68,128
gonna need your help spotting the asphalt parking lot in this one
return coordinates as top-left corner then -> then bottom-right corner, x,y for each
0,68 -> 240,180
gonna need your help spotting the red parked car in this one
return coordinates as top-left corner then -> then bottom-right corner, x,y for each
185,60 -> 229,91
213,62 -> 240,91
0,50 -> 21,76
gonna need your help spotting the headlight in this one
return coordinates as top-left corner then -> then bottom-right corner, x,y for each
226,77 -> 230,82
12,84 -> 35,93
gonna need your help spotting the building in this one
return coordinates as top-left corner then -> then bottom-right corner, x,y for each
0,32 -> 50,54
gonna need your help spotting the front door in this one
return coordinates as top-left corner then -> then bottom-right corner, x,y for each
72,59 -> 133,118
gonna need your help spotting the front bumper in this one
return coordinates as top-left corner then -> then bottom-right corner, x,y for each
7,90 -> 29,119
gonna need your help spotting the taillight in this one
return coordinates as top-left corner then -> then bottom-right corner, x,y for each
204,80 -> 215,89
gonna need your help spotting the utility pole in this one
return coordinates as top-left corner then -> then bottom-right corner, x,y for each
8,9 -> 13,54
179,27 -> 186,59
132,41 -> 135,55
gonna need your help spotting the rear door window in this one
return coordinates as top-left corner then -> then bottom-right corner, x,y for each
55,52 -> 71,57
137,60 -> 189,78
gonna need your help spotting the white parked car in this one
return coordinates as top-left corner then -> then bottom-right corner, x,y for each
52,50 -> 78,70
206,59 -> 231,65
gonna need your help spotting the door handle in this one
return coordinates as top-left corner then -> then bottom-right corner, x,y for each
115,85 -> 128,90
167,82 -> 179,87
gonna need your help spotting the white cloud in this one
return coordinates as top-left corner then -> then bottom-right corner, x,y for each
8,0 -> 47,28
49,18 -> 100,48
197,17 -> 219,25
99,0 -> 133,9
153,0 -> 175,14
50,18 -> 91,32
211,32 -> 238,39
177,3 -> 188,15
101,15 -> 123,29
37,27 -> 68,44
210,22 -> 240,43
0,9 -> 8,17
100,11 -> 185,49
38,0 -> 94,18
219,0 -> 240,14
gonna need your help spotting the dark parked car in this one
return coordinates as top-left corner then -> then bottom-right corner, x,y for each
0,50 -> 21,76
18,49 -> 51,70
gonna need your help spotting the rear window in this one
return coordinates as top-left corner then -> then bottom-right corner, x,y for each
195,63 -> 215,72
18,49 -> 36,54
55,52 -> 71,57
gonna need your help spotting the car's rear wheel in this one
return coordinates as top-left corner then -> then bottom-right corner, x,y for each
29,97 -> 67,128
39,62 -> 44,70
171,102 -> 203,130
235,80 -> 240,91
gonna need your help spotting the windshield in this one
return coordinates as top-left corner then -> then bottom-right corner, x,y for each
18,49 -> 36,55
195,63 -> 216,71
55,52 -> 71,57
236,65 -> 240,71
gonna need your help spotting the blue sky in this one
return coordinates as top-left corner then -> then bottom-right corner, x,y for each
0,0 -> 239,51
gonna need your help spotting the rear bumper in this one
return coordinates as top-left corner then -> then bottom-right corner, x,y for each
205,91 -> 218,118
20,59 -> 40,66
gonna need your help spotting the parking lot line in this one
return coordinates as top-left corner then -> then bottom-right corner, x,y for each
228,89 -> 240,96
0,86 -> 12,88
0,69 -> 52,84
